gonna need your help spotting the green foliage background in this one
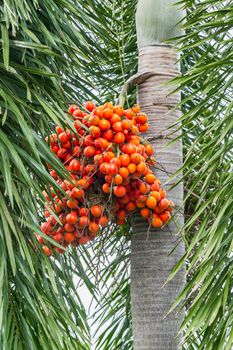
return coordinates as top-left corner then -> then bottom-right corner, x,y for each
0,0 -> 232,349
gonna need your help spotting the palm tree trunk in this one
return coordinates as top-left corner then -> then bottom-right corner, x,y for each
131,2 -> 185,349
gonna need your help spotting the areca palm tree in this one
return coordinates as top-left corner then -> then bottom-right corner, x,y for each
87,1 -> 233,349
0,0 -> 232,350
130,1 -> 185,349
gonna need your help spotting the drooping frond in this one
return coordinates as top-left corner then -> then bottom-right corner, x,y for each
0,0 -> 138,347
91,228 -> 132,350
169,1 -> 233,349
0,0 -> 102,347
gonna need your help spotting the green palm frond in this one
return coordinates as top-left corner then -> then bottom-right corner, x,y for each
0,0 -> 137,348
0,248 -> 91,350
0,0 -> 103,348
92,230 -> 132,350
168,1 -> 233,349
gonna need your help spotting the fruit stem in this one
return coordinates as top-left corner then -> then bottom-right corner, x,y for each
116,145 -> 120,158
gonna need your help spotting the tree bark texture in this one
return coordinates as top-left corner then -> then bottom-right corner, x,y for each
131,46 -> 185,350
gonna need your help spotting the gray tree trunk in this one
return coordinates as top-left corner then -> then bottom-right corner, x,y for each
131,2 -> 185,349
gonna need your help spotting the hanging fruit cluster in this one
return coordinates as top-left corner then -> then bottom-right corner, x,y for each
36,102 -> 174,256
